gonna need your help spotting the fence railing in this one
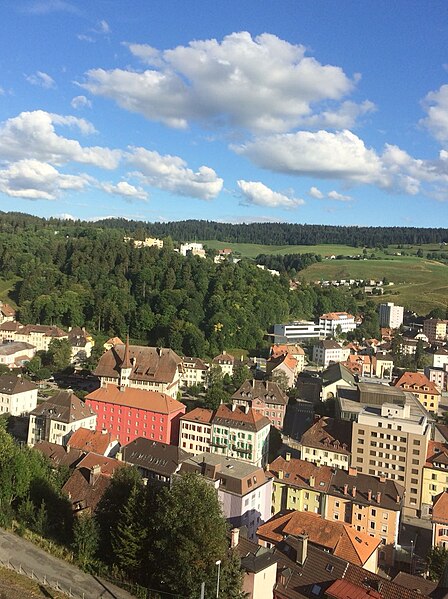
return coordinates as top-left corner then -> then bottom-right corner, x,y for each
0,556 -> 90,599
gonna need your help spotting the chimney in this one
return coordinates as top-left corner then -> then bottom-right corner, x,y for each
252,379 -> 255,388
296,534 -> 308,566
230,528 -> 240,548
285,452 -> 291,462
396,494 -> 401,504
376,491 -> 382,504
309,475 -> 315,488
379,475 -> 386,483
157,347 -> 162,356
352,485 -> 356,498
367,489 -> 372,501
89,464 -> 101,485
343,483 -> 348,495
244,405 -> 250,414
278,470 -> 284,480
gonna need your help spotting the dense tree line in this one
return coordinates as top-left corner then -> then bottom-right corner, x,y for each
1,211 -> 448,247
256,252 -> 321,274
0,216 -> 360,357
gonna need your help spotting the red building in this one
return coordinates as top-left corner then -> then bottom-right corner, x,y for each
85,384 -> 186,446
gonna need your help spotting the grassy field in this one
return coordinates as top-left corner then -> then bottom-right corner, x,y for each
200,241 -> 448,312
299,257 -> 448,313
201,240 -> 448,259
0,566 -> 66,599
0,277 -> 20,308
201,240 -> 364,258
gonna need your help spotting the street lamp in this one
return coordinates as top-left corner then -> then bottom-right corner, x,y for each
215,560 -> 221,598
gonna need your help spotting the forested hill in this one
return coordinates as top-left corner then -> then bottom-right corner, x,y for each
142,220 -> 448,246
1,212 -> 448,247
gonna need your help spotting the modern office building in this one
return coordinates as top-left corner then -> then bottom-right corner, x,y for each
273,321 -> 322,343
379,303 -> 404,329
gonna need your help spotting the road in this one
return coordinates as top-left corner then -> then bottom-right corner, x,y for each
0,529 -> 136,599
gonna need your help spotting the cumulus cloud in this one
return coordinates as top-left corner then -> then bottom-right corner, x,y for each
127,147 -> 223,200
0,110 -> 120,169
0,159 -> 90,200
234,129 -> 384,183
83,31 -> 359,133
237,180 -> 304,209
25,71 -> 55,89
420,84 -> 448,144
299,100 -> 376,129
236,129 -> 448,198
71,95 -> 92,109
309,186 -> 324,199
100,180 -> 148,201
327,190 -> 352,202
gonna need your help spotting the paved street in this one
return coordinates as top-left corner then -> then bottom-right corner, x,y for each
0,529 -> 136,599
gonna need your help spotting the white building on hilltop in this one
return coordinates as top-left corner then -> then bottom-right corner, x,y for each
319,312 -> 358,337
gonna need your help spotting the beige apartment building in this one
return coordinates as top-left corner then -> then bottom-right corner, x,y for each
423,319 -> 448,343
352,402 -> 431,517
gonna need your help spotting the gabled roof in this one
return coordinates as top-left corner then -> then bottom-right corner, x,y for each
75,452 -> 125,477
0,302 -> 15,318
326,579 -> 381,599
257,511 -> 380,567
425,440 -> 448,469
0,374 -> 37,395
67,428 -> 118,455
231,379 -> 288,406
0,341 -> 35,356
62,469 -> 111,513
30,390 -> 96,423
180,407 -> 214,424
122,437 -> 189,477
432,491 -> 448,525
213,404 -> 271,433
271,343 -> 305,358
322,363 -> 356,387
317,340 -> 344,350
212,352 -> 235,365
34,440 -> 84,469
86,384 -> 185,414
182,356 -> 208,370
268,456 -> 333,492
300,417 -> 352,455
95,344 -> 182,384
395,371 -> 440,395
329,469 -> 404,511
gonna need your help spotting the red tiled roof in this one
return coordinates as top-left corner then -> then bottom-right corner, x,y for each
86,384 -> 185,415
257,511 -> 380,567
214,403 -> 271,433
67,427 -> 117,455
326,578 -> 381,599
395,371 -> 440,395
321,312 -> 355,321
180,407 -> 214,424
75,452 -> 125,477
432,491 -> 448,524
268,456 -> 333,492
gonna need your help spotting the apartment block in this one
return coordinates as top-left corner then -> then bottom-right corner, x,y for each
312,340 -> 350,368
319,312 -> 358,337
352,402 -> 431,517
422,441 -> 448,517
423,319 -> 448,343
379,303 -> 404,329
300,416 -> 352,471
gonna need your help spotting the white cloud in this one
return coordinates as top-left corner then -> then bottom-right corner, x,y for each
328,190 -> 352,202
0,159 -> 90,200
309,186 -> 324,199
84,31 -> 358,133
127,147 -> 223,200
97,20 -> 110,34
236,129 -> 448,198
299,100 -> 376,129
237,180 -> 304,209
25,71 -> 55,89
100,181 -> 148,201
20,0 -> 79,15
54,213 -> 76,220
420,84 -> 448,144
0,86 -> 4,96
0,110 -> 120,169
235,129 -> 384,184
71,95 -> 92,109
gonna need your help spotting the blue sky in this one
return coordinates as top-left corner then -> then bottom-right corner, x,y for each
0,0 -> 447,226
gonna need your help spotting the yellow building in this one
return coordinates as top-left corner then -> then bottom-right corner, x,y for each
395,371 -> 441,414
268,454 -> 332,516
421,441 -> 448,517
